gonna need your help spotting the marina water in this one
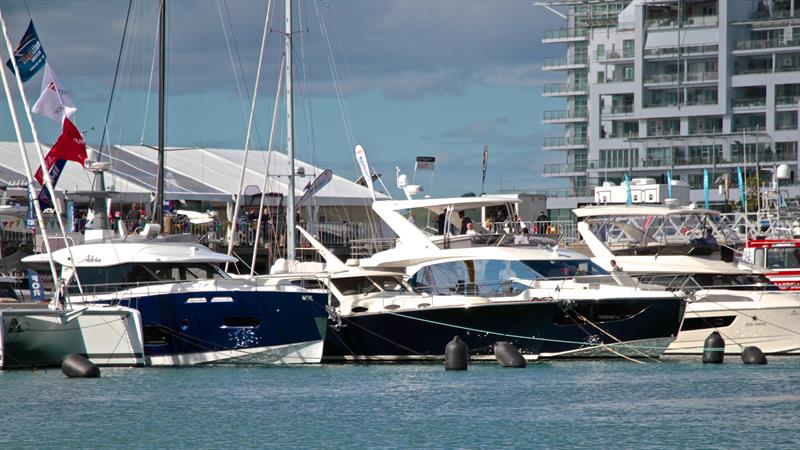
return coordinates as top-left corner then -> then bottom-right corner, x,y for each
1,357 -> 798,448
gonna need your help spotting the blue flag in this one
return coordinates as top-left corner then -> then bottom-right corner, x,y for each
37,159 -> 66,209
737,167 -> 746,208
666,170 -> 672,198
703,169 -> 710,209
624,173 -> 632,206
27,269 -> 46,302
5,21 -> 47,83
25,184 -> 36,230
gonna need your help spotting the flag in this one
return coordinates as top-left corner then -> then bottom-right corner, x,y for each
37,160 -> 66,209
25,184 -> 36,230
296,169 -> 332,208
5,21 -> 47,83
481,145 -> 489,192
27,269 -> 46,302
34,117 -> 87,185
32,63 -> 76,121
354,144 -> 375,200
666,170 -> 672,198
703,169 -> 710,209
624,173 -> 632,206
737,166 -> 746,207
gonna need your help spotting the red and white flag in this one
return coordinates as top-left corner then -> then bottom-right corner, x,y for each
32,63 -> 77,122
34,117 -> 87,185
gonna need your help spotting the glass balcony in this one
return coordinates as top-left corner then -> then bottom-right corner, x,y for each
732,98 -> 767,109
776,96 -> 800,106
542,56 -> 589,70
542,136 -> 588,148
643,44 -> 718,59
542,28 -> 588,42
542,109 -> 589,122
735,37 -> 800,51
542,83 -> 588,96
645,15 -> 718,30
602,105 -> 634,116
543,160 -> 594,176
751,9 -> 800,20
597,49 -> 635,61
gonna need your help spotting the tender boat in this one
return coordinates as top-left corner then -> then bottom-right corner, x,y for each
575,205 -> 800,355
741,238 -> 800,291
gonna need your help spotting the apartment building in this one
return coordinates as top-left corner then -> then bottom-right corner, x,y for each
539,0 -> 800,220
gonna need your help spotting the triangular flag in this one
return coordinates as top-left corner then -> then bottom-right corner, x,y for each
32,63 -> 76,122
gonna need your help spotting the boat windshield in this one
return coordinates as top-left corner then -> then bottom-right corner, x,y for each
331,275 -> 412,296
586,212 -> 741,252
68,262 -> 230,294
645,273 -> 778,291
0,282 -> 19,302
409,259 -> 544,296
761,247 -> 800,269
521,259 -> 608,278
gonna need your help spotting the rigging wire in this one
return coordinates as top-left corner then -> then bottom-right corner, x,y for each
139,1 -> 161,145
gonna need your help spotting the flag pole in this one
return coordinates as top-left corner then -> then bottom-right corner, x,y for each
154,0 -> 166,228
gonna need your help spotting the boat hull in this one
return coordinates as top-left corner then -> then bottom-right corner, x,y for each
667,296 -> 800,354
97,290 -> 329,365
0,306 -> 144,369
323,297 -> 684,361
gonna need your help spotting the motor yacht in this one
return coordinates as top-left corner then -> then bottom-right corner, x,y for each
23,225 -> 329,366
575,204 -> 800,354
286,197 -> 687,360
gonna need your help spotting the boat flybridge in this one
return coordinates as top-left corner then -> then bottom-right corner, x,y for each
23,224 -> 329,366
575,205 -> 800,355
573,204 -> 742,257
281,197 -> 687,360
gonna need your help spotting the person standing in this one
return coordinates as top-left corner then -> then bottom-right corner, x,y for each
458,210 -> 473,235
536,210 -> 550,234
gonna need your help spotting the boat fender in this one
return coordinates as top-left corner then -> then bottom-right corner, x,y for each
493,341 -> 526,368
444,336 -> 468,370
62,353 -> 100,378
702,331 -> 725,364
740,346 -> 767,365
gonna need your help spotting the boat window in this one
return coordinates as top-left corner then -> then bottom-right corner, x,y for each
332,277 -> 380,296
69,263 -> 229,294
222,317 -> 260,329
521,259 -> 607,278
290,279 -> 325,290
680,315 -> 736,331
766,247 -> 800,269
143,325 -> 169,346
554,302 -> 649,325
409,259 -> 541,296
368,276 -> 410,292
690,273 -> 778,290
0,283 -> 19,302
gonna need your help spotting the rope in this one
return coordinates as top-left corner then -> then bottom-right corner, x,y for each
383,311 -> 671,352
570,308 -> 661,363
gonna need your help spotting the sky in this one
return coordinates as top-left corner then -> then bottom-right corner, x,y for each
0,0 -> 567,197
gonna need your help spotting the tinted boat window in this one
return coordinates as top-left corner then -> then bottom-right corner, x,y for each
766,247 -> 800,269
522,259 -> 608,278
409,259 -> 540,296
70,263 -> 228,294
369,276 -> 409,292
332,277 -> 380,296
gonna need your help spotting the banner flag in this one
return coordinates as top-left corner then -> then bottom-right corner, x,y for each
27,269 -> 46,302
737,167 -> 746,207
703,168 -> 710,209
666,170 -> 672,198
25,183 -> 36,230
32,63 -> 77,121
34,117 -> 87,185
36,159 -> 66,209
354,144 -> 375,200
624,173 -> 632,206
5,21 -> 47,83
481,145 -> 489,193
296,169 -> 333,207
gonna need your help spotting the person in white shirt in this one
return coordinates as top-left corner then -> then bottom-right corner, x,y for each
465,222 -> 477,235
514,227 -> 530,245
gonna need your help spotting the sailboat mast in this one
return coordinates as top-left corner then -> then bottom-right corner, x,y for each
154,0 -> 166,228
285,0 -> 296,260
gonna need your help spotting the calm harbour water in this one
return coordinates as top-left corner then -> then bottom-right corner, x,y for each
1,357 -> 798,449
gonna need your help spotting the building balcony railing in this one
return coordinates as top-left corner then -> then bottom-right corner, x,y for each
732,125 -> 768,133
776,62 -> 800,72
542,28 -> 588,42
542,83 -> 588,96
542,109 -> 589,123
734,37 -> 800,52
776,96 -> 800,106
644,71 -> 718,85
734,66 -> 774,75
750,9 -> 800,20
645,15 -> 718,30
597,49 -> 635,62
542,56 -> 589,70
601,105 -> 634,116
776,122 -> 799,130
643,43 -> 718,59
730,152 -> 797,164
543,161 -> 593,176
542,136 -> 588,149
732,98 -> 767,109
